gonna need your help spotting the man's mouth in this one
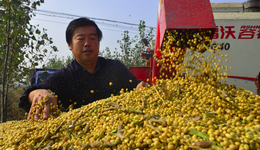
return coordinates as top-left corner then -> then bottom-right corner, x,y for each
83,49 -> 92,54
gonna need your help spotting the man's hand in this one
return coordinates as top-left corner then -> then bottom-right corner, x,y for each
27,89 -> 58,120
136,81 -> 149,90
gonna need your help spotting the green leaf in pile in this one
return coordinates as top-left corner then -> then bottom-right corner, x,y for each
112,140 -> 122,146
249,142 -> 254,150
187,129 -> 198,135
212,144 -> 224,150
204,113 -> 224,121
111,129 -> 117,133
99,129 -> 105,139
187,129 -> 209,140
34,145 -> 45,149
66,130 -> 73,139
197,132 -> 209,141
134,121 -> 143,127
215,141 -> 223,149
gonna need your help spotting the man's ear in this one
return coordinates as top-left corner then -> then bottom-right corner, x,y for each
68,43 -> 72,50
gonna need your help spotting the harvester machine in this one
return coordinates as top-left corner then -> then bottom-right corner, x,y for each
129,0 -> 217,84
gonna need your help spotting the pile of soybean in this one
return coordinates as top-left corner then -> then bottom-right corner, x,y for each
0,29 -> 260,150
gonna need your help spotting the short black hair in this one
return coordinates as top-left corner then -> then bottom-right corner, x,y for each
66,17 -> 103,45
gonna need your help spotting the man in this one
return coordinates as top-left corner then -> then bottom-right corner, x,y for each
19,17 -> 148,120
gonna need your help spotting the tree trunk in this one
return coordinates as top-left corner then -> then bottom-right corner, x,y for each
1,1 -> 10,123
3,81 -> 8,121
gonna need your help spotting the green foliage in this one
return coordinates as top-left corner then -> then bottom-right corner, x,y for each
45,54 -> 75,69
99,47 -> 113,59
99,20 -> 155,68
0,0 -> 58,122
0,0 -> 57,85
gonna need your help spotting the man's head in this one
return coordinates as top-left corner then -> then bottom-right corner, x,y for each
66,17 -> 103,45
66,18 -> 103,69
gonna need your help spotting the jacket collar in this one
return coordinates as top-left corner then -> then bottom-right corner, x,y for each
73,58 -> 101,74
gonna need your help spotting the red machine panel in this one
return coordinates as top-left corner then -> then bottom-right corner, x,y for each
158,0 -> 216,48
129,67 -> 151,84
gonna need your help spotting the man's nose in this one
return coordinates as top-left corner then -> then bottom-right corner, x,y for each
84,39 -> 90,47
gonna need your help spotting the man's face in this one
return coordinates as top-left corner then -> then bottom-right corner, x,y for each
68,25 -> 99,65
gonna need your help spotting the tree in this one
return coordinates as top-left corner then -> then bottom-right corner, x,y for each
100,20 -> 155,68
45,54 -> 74,69
99,47 -> 113,59
0,0 -> 58,122
131,20 -> 154,67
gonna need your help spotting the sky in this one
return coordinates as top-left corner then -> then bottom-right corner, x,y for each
30,0 -> 248,65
